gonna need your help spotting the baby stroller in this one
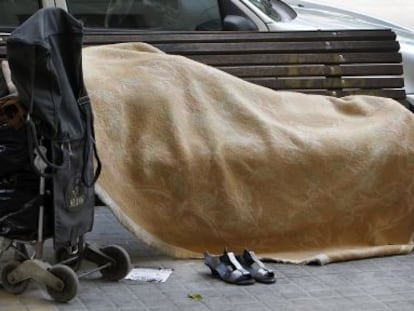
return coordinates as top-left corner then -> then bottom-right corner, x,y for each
0,8 -> 131,302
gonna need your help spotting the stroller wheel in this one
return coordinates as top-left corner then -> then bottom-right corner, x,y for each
100,245 -> 131,281
1,261 -> 30,294
46,265 -> 79,303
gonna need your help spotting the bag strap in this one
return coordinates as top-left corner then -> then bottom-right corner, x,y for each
78,95 -> 101,187
25,45 -> 67,177
77,47 -> 101,187
26,118 -> 70,178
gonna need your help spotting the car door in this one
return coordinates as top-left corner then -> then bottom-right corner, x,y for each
62,0 -> 267,32
0,0 -> 46,33
64,0 -> 223,31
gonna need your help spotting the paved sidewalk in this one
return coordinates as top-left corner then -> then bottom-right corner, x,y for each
1,206 -> 414,311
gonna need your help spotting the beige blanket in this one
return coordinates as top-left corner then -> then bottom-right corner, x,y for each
83,43 -> 414,264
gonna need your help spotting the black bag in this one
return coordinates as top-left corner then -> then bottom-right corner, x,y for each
6,8 -> 101,248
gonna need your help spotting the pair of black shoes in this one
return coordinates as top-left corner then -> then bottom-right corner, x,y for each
204,249 -> 276,285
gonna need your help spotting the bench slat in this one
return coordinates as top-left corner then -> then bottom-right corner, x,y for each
155,41 -> 399,55
189,52 -> 403,65
248,77 -> 404,90
300,89 -> 406,99
0,51 -> 403,66
81,29 -> 396,44
220,64 -> 403,78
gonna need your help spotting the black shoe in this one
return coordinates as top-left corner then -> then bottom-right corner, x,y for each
236,249 -> 276,284
204,250 -> 255,285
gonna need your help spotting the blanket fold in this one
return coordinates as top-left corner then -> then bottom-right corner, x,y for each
83,42 -> 414,264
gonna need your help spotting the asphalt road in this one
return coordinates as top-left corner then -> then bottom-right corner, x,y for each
312,0 -> 414,30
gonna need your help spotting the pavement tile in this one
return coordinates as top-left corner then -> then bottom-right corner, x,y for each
384,300 -> 414,311
335,286 -> 366,297
1,206 -> 414,311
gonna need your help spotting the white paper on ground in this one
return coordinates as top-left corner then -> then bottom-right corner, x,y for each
125,268 -> 173,283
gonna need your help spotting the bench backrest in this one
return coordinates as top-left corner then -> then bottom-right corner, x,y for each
0,29 -> 407,103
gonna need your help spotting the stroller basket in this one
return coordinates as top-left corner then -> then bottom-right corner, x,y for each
0,8 -> 130,303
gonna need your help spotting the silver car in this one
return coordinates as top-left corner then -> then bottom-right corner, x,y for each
1,0 -> 413,105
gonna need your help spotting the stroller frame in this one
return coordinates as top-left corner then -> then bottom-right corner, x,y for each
0,160 -> 131,303
0,8 -> 131,302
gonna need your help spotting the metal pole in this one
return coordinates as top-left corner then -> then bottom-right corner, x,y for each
35,173 -> 45,259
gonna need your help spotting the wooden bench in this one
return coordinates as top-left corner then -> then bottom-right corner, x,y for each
0,29 -> 409,109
